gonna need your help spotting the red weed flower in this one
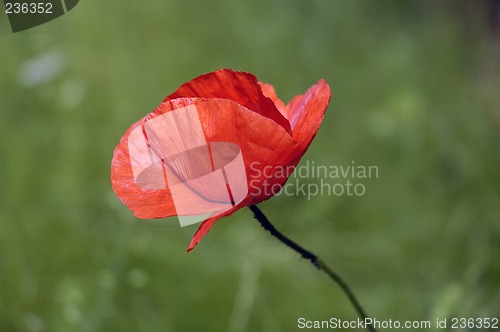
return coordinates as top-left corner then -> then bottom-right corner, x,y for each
111,69 -> 331,251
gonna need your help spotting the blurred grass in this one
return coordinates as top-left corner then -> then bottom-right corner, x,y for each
1,0 -> 499,331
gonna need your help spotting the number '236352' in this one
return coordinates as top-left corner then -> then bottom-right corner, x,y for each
5,2 -> 53,14
450,317 -> 498,329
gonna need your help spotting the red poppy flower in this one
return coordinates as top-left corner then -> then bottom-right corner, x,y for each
111,69 -> 331,251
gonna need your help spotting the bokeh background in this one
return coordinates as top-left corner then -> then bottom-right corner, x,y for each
1,1 -> 499,331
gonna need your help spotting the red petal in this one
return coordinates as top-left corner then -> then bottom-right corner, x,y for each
259,82 -> 286,118
187,217 -> 218,252
164,69 -> 292,134
186,207 -> 233,252
110,120 -> 177,219
287,80 -> 331,163
259,79 -> 331,168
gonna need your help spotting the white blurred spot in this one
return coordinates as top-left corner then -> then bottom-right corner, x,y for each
18,51 -> 65,87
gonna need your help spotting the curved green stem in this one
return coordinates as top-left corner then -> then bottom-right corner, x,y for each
249,204 -> 376,332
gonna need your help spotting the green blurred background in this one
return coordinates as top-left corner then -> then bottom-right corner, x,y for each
1,1 -> 499,331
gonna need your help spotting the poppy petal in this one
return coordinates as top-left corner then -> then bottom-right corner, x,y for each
110,120 -> 177,219
259,82 -> 286,118
259,79 -> 331,167
288,79 -> 331,151
186,207 -> 233,252
187,216 -> 218,252
164,69 -> 292,134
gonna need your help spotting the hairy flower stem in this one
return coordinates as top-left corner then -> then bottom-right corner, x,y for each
249,204 -> 376,332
